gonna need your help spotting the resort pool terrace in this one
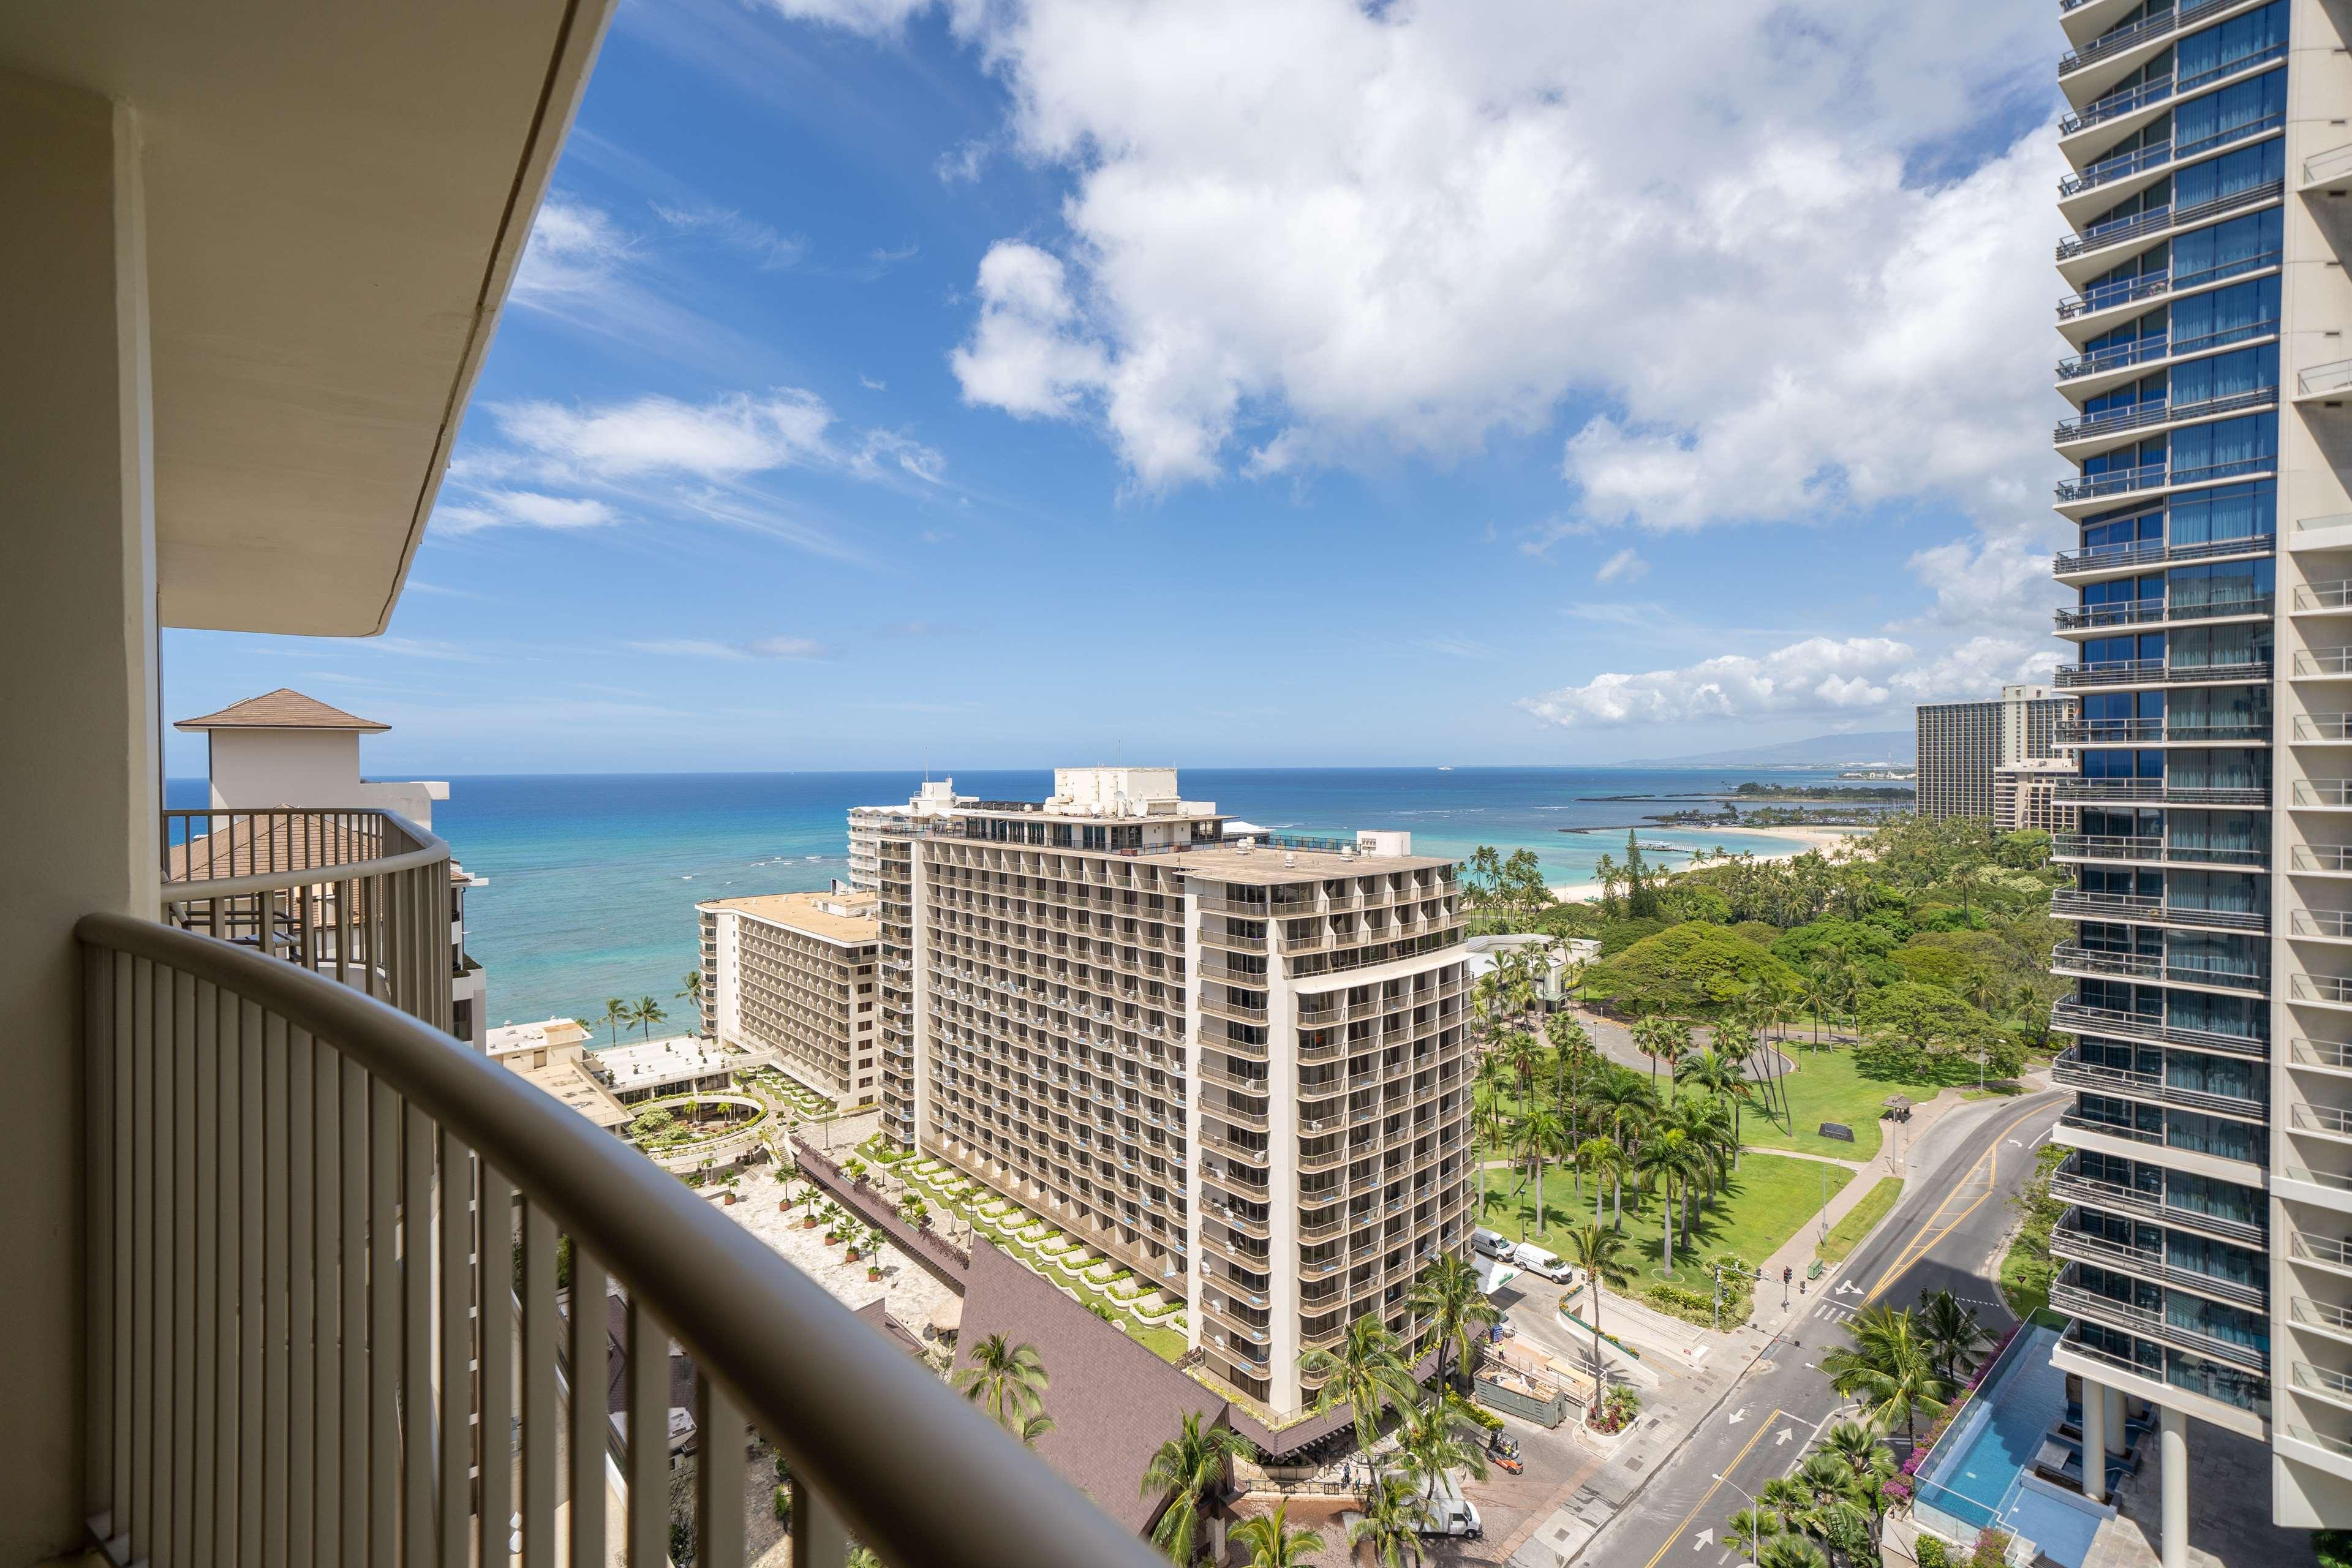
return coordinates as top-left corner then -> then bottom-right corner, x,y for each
1910,1326 -> 2111,1568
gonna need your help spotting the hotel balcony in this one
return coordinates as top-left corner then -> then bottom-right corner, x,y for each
2051,888 -> 2271,933
2049,1278 -> 2271,1373
2058,317 -> 2282,393
2052,834 -> 2269,870
2051,999 -> 2271,1060
0,4 -> 1169,1562
2051,1159 -> 2269,1248
2049,1218 -> 2269,1310
2054,776 -> 2270,807
2052,1047 -> 2271,1119
2052,656 -> 2273,688
2057,0 -> 2265,88
2054,180 -> 2283,270
2053,530 -> 2274,581
2052,594 -> 2275,636
2052,944 -> 2267,992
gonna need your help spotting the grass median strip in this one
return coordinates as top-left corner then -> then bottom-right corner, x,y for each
1816,1176 -> 1904,1265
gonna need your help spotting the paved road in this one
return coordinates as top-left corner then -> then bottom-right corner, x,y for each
1559,1088 -> 2067,1568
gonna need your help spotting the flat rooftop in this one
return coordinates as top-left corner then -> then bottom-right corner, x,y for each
701,890 -> 880,944
486,1016 -> 588,1055
589,1036 -> 739,1089
514,1060 -> 629,1128
1170,844 -> 1454,884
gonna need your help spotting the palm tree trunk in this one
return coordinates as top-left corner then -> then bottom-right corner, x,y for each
1660,1177 -> 1675,1273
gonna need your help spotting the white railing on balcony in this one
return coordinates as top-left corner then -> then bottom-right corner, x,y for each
2304,361 -> 2352,399
162,807 -> 454,1032
2308,145 -> 2352,189
77,913 -> 1159,1568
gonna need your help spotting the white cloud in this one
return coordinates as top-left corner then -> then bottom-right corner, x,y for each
432,491 -> 620,535
652,203 -> 807,269
937,138 -> 991,183
495,390 -> 839,480
627,636 -> 829,661
1519,633 -> 2056,728
933,0 -> 2052,516
1594,548 -> 1648,586
861,374 -> 888,391
747,0 -> 941,33
512,200 -> 633,300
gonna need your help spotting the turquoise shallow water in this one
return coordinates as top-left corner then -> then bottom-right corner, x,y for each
170,766 -> 1849,1029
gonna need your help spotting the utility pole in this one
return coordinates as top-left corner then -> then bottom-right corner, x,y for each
1711,1262 -> 1723,1331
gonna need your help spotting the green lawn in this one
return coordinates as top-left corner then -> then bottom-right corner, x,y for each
1129,1323 -> 1189,1362
1475,1151 -> 1852,1283
1817,1177 -> 1904,1264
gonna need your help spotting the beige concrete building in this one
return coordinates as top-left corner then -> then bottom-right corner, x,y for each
867,767 -> 1475,1417
848,779 -> 967,892
1995,756 -> 2078,835
1916,683 -> 2074,823
700,889 -> 883,1108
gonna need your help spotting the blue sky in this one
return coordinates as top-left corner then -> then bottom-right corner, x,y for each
163,0 -> 2070,777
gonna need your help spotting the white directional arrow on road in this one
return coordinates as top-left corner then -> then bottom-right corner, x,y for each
1693,1529 -> 1715,1551
2008,1138 -> 2022,1147
1728,1408 -> 1748,1425
1777,1426 -> 1794,1445
1835,1280 -> 1864,1297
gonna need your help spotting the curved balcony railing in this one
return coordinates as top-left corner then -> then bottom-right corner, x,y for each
75,913 -> 1159,1568
2059,0 -> 2252,78
2049,1280 -> 2270,1371
2061,138 -> 2177,197
2303,361 -> 2352,399
2308,144 -> 2352,189
161,807 -> 456,1030
2052,1161 -> 2267,1244
2054,777 -> 2270,806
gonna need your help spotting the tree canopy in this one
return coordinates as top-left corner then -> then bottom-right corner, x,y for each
1581,922 -> 1801,1016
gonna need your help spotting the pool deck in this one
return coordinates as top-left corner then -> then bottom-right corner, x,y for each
1912,1327 -> 2114,1568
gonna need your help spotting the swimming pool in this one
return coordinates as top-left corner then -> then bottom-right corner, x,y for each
1910,1327 -> 2112,1568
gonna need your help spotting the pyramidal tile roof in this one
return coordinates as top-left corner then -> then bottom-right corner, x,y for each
173,687 -> 390,733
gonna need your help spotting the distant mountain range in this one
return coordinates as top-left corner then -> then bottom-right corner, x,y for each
1623,729 -> 1916,768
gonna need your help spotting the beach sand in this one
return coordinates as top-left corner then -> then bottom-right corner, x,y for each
1545,823 -> 1872,903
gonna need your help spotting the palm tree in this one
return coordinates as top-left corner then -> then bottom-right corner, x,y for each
1562,1223 -> 1632,1420
1297,1313 -> 1414,1454
1229,1501 -> 1323,1568
601,996 -> 628,1046
1140,1411 -> 1254,1566
1591,1072 -> 1653,1227
1632,1014 -> 1681,1094
1758,1476 -> 1809,1534
1682,1046 -> 1757,1169
676,968 -> 705,1033
1499,1028 -> 1544,1104
1348,1474 -> 1432,1567
1396,1395 -> 1486,1508
1917,1289 -> 1994,1385
1728,1507 -> 1783,1562
1014,1411 -> 1058,1448
1512,1101 -> 1566,1236
1576,1138 -> 1619,1225
1472,1096 -> 1510,1216
1406,1254 -> 1498,1393
633,995 -> 665,1040
1635,1126 -> 1698,1275
954,1333 -> 1050,1432
1755,1529 -> 1830,1568
1819,1303 -> 1951,1455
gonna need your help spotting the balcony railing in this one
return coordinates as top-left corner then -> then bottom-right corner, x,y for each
162,807 -> 456,1028
2054,385 -> 2277,445
2060,138 -> 2176,198
2049,1221 -> 2268,1309
2057,0 -> 2228,77
2051,944 -> 2267,990
75,913 -> 1158,1568
2052,657 -> 2272,687
2053,593 -> 2272,631
2053,532 -> 2273,577
2052,1164 -> 2267,1245
2052,1048 -> 2269,1117
2050,998 -> 2270,1060
2049,1280 -> 2270,1370
2051,888 -> 2270,932
2056,181 -> 2285,263
2062,73 -> 2173,136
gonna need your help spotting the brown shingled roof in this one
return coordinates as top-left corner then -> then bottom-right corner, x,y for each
953,1239 -> 1232,1537
175,687 -> 390,732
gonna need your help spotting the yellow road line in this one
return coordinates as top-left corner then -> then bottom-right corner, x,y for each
1863,1100 -> 2053,1303
1635,1408 -> 1785,1568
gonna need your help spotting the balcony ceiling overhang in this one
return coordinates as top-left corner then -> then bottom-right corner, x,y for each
0,0 -> 613,636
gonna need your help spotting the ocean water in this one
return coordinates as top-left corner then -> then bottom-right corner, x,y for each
171,767 -> 1850,1031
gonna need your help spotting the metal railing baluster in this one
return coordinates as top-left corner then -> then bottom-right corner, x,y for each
521,1202 -> 559,1568
262,1011 -> 291,1568
439,1127 -> 471,1568
625,1292 -> 666,1564
570,1252 -> 609,1568
403,1102 -> 435,1568
694,1372 -> 746,1568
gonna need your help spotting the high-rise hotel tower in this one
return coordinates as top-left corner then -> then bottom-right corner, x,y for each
865,767 -> 1476,1416
2051,0 -> 2352,1539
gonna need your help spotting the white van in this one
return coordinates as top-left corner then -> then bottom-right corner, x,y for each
1471,1227 -> 1511,1260
1511,1242 -> 1577,1284
1420,1493 -> 1483,1539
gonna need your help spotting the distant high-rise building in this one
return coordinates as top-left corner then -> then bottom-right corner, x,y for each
1915,684 -> 2071,821
847,779 -> 968,892
699,889 -> 882,1109
859,767 -> 1473,1417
